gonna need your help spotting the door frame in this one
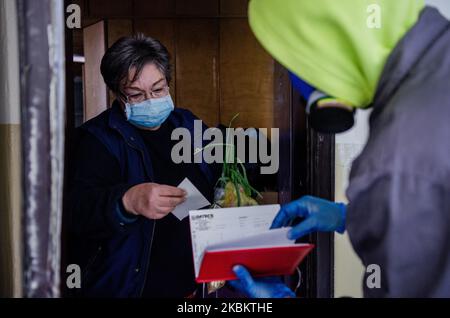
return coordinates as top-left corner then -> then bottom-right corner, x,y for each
276,63 -> 335,298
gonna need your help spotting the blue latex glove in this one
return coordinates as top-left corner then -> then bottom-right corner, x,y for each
229,265 -> 295,298
272,196 -> 346,240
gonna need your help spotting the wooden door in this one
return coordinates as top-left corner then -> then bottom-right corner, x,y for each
83,19 -> 133,121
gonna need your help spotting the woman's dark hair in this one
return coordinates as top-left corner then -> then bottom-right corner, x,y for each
100,33 -> 172,95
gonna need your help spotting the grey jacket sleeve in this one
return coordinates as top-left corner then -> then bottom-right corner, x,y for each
346,171 -> 450,298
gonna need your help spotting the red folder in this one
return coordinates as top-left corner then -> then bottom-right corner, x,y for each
196,244 -> 314,283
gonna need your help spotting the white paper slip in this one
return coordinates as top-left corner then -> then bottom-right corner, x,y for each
189,204 -> 281,277
172,178 -> 210,221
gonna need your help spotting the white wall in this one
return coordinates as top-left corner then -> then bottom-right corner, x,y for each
0,0 -> 20,125
334,111 -> 369,298
333,0 -> 450,298
427,0 -> 450,18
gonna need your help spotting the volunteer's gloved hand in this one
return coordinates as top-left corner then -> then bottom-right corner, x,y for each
272,196 -> 346,240
229,265 -> 295,298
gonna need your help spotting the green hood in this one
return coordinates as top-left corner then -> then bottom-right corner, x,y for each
249,0 -> 424,107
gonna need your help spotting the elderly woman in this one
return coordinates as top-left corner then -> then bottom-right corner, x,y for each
68,34 -> 221,298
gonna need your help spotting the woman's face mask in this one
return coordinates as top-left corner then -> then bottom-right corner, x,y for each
125,94 -> 175,129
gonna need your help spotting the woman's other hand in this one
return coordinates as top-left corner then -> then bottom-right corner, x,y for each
122,183 -> 187,219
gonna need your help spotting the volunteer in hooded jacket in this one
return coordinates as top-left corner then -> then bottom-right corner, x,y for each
230,0 -> 450,298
